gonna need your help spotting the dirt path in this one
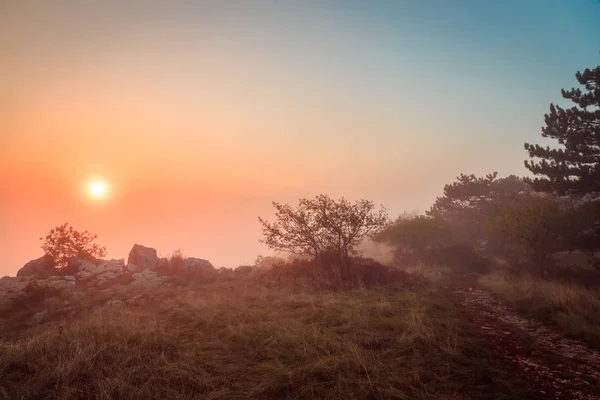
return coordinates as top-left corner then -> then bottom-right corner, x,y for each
446,280 -> 600,400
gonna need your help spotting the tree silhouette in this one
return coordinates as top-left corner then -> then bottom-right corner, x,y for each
40,223 -> 107,269
427,173 -> 531,247
258,195 -> 388,263
524,66 -> 600,195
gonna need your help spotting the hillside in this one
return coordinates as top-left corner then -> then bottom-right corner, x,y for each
2,245 -> 599,399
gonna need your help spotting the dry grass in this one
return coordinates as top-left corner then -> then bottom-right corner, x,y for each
0,280 -> 536,400
394,263 -> 457,283
480,272 -> 600,348
257,256 -> 428,291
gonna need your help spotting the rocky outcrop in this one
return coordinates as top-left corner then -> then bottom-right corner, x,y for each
128,244 -> 158,271
2,244 -> 216,325
16,255 -> 56,278
74,259 -> 126,287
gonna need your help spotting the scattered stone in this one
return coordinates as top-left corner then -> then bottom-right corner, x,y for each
76,270 -> 94,281
125,263 -> 142,273
105,299 -> 125,308
40,277 -> 76,292
32,310 -> 48,324
124,293 -> 148,306
0,277 -> 30,303
130,269 -> 169,289
128,244 -> 159,271
97,272 -> 118,281
97,259 -> 125,273
75,259 -> 102,280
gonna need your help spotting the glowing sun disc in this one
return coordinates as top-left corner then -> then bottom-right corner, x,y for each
87,180 -> 108,198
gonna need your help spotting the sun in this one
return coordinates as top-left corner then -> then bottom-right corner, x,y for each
87,179 -> 109,199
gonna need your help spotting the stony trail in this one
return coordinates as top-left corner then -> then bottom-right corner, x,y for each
446,282 -> 600,400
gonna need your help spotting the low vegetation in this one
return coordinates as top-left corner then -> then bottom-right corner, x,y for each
480,271 -> 600,349
0,279 -> 536,400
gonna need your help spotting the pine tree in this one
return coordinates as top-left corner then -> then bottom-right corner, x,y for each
426,173 -> 530,247
524,66 -> 600,195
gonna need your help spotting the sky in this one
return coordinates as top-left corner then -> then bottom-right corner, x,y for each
1,0 -> 599,275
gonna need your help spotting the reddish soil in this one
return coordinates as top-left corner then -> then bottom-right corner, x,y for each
445,276 -> 600,400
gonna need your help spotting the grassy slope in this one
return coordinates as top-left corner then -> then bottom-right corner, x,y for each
0,279 -> 537,400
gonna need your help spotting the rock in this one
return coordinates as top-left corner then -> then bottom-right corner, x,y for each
17,255 -> 57,278
76,259 -> 124,282
184,258 -> 215,274
130,269 -> 169,289
125,263 -> 142,273
0,277 -> 30,304
75,259 -> 100,280
64,275 -> 76,282
40,277 -> 76,292
133,269 -> 157,280
97,272 -> 118,281
94,272 -> 118,287
70,292 -> 85,302
76,271 -> 94,281
125,293 -> 150,306
16,276 -> 73,297
97,259 -> 125,273
128,244 -> 158,271
93,299 -> 125,314
65,257 -> 93,275
0,275 -> 78,309
32,310 -> 48,324
105,299 -> 125,308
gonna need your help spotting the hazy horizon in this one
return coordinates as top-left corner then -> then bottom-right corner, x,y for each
2,0 -> 600,275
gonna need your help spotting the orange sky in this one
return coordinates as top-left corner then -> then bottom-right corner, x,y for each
2,1 -> 598,275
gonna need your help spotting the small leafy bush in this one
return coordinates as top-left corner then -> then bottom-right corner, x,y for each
40,223 -> 106,269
